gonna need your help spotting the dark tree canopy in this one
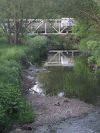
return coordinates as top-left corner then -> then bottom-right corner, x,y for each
0,0 -> 100,44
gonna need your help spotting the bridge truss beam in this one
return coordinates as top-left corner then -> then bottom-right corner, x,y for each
2,18 -> 74,37
26,18 -> 74,35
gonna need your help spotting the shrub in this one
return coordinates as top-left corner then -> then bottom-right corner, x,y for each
0,84 -> 33,130
27,35 -> 48,46
26,36 -> 48,64
0,43 -> 35,131
0,61 -> 22,88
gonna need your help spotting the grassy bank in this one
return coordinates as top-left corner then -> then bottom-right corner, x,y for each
0,36 -> 48,132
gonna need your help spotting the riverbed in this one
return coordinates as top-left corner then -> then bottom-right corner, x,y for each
10,65 -> 100,133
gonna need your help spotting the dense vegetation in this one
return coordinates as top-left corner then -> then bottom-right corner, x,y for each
0,36 -> 48,132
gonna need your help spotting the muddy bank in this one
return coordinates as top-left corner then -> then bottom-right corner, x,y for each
34,107 -> 100,133
27,94 -> 94,126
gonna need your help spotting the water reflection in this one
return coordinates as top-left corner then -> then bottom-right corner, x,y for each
38,67 -> 73,96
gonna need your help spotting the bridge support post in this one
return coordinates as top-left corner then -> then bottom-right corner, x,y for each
45,22 -> 47,34
72,51 -> 74,57
59,52 -> 61,64
58,20 -> 61,34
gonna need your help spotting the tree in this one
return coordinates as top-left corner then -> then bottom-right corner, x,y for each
0,0 -> 100,44
0,0 -> 45,44
52,0 -> 100,24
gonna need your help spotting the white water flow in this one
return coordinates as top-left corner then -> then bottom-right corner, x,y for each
61,56 -> 74,66
61,56 -> 69,65
29,67 -> 65,97
30,81 -> 45,96
30,81 -> 65,97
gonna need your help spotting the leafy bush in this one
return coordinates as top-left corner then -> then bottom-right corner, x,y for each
0,84 -> 33,130
0,61 -> 22,87
0,35 -> 50,131
0,46 -> 27,62
0,43 -> 36,131
47,35 -> 76,49
26,36 -> 48,64
28,35 -> 48,46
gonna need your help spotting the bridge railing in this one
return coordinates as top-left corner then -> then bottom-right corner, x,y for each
3,18 -> 75,35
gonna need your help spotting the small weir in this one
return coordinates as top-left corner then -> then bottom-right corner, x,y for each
44,50 -> 80,67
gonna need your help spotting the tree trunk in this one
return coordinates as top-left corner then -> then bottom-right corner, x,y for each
14,21 -> 20,44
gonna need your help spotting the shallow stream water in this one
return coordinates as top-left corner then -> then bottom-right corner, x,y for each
37,67 -> 73,96
29,67 -> 68,97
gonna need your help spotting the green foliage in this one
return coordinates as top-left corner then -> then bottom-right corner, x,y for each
0,84 -> 33,128
73,18 -> 100,67
0,79 -> 34,130
28,36 -> 48,46
0,43 -> 36,131
47,0 -> 100,102
0,0 -> 46,44
0,35 -> 49,130
0,46 -> 26,62
48,35 -> 64,45
18,101 -> 34,124
0,61 -> 22,88
26,36 -> 48,64
73,21 -> 90,38
0,28 -> 4,37
47,35 -> 77,50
